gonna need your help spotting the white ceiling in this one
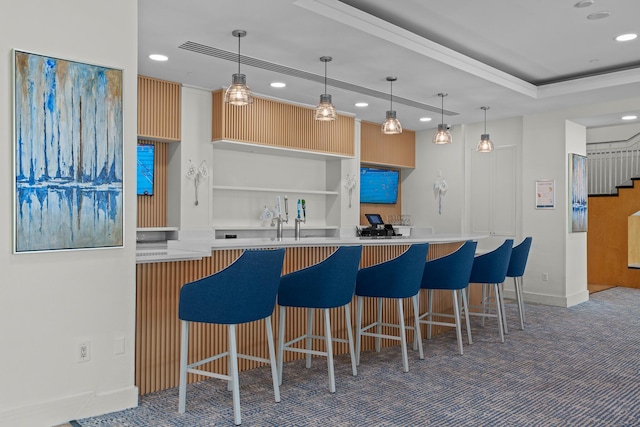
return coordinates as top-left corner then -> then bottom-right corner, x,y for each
138,0 -> 640,131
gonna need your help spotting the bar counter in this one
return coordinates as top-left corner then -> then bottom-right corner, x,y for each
135,234 -> 486,395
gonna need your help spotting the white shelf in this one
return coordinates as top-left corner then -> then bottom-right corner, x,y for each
212,185 -> 339,196
212,139 -> 353,161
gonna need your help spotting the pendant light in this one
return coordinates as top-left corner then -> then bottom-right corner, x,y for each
382,77 -> 402,134
314,56 -> 337,121
224,29 -> 253,106
477,106 -> 494,152
433,93 -> 452,144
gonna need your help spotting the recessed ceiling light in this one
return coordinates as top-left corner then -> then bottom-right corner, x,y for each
355,102 -> 368,107
587,11 -> 611,20
149,54 -> 168,61
419,117 -> 432,122
574,0 -> 595,7
589,59 -> 600,63
622,115 -> 638,120
270,82 -> 286,88
616,33 -> 638,42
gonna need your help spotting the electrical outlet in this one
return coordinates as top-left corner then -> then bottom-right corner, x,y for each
542,272 -> 549,281
78,342 -> 91,363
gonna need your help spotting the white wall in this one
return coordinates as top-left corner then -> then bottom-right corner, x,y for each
565,120 -> 588,305
407,97 -> 640,307
177,86 -> 214,230
403,125 -> 466,232
0,1 -> 138,426
587,122 -> 640,144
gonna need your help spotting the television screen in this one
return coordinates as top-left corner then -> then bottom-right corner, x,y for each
360,167 -> 399,204
137,144 -> 154,196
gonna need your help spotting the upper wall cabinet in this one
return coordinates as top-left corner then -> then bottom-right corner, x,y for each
138,75 -> 181,142
211,90 -> 354,157
360,120 -> 415,168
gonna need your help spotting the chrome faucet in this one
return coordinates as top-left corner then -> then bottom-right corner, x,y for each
294,199 -> 306,240
274,196 -> 288,241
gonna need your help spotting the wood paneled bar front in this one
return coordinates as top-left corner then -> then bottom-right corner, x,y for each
135,236 -> 484,396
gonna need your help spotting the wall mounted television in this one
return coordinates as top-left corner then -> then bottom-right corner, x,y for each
137,144 -> 154,196
360,167 -> 399,204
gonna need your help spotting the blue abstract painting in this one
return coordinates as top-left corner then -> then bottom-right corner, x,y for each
569,153 -> 587,233
14,50 -> 123,252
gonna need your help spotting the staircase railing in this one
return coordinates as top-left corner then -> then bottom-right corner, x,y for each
587,132 -> 640,195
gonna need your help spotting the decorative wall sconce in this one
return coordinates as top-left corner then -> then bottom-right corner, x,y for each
344,173 -> 357,207
185,160 -> 208,206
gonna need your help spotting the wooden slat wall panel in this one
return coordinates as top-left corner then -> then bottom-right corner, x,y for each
360,120 -> 416,168
136,140 -> 168,227
135,243 -> 464,395
138,75 -> 181,142
211,90 -> 355,156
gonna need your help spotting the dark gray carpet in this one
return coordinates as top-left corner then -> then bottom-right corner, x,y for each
79,287 -> 640,426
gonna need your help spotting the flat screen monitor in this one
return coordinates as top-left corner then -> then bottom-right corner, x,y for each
365,213 -> 384,226
137,144 -> 154,196
360,167 -> 399,204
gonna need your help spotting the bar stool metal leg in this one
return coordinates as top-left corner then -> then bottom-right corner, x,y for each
323,309 -> 336,393
178,321 -> 188,413
356,296 -> 364,366
228,324 -> 241,426
265,316 -> 281,403
397,299 -> 409,372
306,308 -> 314,368
344,304 -> 358,376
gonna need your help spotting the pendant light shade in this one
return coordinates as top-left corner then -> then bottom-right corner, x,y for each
477,106 -> 494,152
315,56 -> 337,121
382,77 -> 402,134
224,29 -> 253,106
433,93 -> 452,144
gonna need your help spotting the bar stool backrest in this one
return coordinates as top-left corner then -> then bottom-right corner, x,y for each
179,248 -> 286,325
421,240 -> 478,290
469,239 -> 513,284
278,245 -> 362,309
356,243 -> 430,299
507,237 -> 532,278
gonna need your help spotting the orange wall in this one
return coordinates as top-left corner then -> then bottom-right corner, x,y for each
588,182 -> 640,288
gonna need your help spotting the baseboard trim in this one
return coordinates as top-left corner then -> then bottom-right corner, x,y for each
0,385 -> 138,427
503,289 -> 589,308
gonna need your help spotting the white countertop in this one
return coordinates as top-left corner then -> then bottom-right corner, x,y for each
136,234 -> 487,264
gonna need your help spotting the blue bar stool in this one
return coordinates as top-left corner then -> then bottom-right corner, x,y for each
177,248 -> 286,426
467,240 -> 513,343
355,243 -> 429,372
507,237 -> 533,330
416,241 -> 477,355
277,245 -> 362,393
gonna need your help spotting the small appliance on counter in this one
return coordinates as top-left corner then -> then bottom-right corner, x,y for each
357,213 -> 399,237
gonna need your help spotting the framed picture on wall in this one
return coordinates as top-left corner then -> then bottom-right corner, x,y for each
13,49 -> 124,252
569,153 -> 587,233
535,180 -> 555,209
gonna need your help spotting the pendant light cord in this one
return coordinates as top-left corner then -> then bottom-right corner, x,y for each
324,60 -> 327,94
390,79 -> 393,111
237,34 -> 241,74
441,95 -> 444,127
484,108 -> 487,133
